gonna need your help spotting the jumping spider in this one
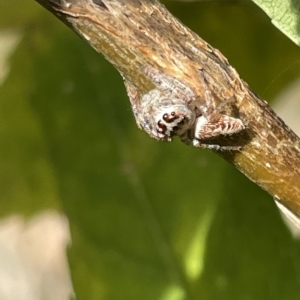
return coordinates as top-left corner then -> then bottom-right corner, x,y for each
126,68 -> 245,151
134,88 -> 245,150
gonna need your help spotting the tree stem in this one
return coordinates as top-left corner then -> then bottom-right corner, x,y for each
34,0 -> 300,216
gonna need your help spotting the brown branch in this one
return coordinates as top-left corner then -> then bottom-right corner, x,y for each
34,0 -> 300,216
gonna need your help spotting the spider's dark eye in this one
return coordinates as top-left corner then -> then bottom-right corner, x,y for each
157,120 -> 167,133
163,113 -> 169,121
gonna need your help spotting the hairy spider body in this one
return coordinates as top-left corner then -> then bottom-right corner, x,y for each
126,67 -> 245,150
134,88 -> 245,150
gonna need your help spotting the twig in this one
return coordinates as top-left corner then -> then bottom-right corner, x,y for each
34,0 -> 300,217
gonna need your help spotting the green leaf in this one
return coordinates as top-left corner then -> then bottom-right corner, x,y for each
252,0 -> 300,46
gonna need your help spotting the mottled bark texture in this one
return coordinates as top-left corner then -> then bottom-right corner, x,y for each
34,0 -> 300,217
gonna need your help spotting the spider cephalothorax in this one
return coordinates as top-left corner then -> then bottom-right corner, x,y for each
138,89 -> 195,141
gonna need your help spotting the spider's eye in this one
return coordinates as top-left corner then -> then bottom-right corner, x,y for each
157,120 -> 167,133
163,113 -> 169,121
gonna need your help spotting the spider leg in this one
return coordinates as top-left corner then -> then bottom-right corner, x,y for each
195,114 -> 245,140
192,138 -> 242,151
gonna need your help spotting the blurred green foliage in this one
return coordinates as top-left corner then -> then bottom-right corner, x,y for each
0,0 -> 300,299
